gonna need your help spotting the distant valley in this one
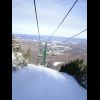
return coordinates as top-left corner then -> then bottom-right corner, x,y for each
13,33 -> 87,68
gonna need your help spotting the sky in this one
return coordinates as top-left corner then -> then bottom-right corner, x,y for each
12,0 -> 87,39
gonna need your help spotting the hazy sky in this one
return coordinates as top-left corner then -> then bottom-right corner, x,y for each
12,0 -> 87,38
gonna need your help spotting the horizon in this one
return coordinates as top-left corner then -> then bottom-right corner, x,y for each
13,32 -> 87,39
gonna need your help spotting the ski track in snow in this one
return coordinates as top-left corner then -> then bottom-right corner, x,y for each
12,64 -> 87,100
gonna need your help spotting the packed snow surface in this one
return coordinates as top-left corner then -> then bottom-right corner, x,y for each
12,64 -> 87,100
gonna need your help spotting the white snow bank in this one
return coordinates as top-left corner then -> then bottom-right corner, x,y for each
53,62 -> 64,66
12,64 -> 87,100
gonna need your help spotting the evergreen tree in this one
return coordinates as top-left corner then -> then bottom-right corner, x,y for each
60,59 -> 87,88
12,36 -> 27,70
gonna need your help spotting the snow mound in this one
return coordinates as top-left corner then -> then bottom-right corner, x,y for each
12,64 -> 87,100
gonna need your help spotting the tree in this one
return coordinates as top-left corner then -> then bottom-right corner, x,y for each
12,36 -> 27,70
60,59 -> 87,89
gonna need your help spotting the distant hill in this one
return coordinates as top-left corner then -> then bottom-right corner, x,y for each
13,33 -> 87,44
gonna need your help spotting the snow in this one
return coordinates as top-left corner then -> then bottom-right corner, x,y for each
53,62 -> 64,66
12,64 -> 87,100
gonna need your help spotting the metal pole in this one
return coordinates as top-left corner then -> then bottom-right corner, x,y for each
43,42 -> 47,66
